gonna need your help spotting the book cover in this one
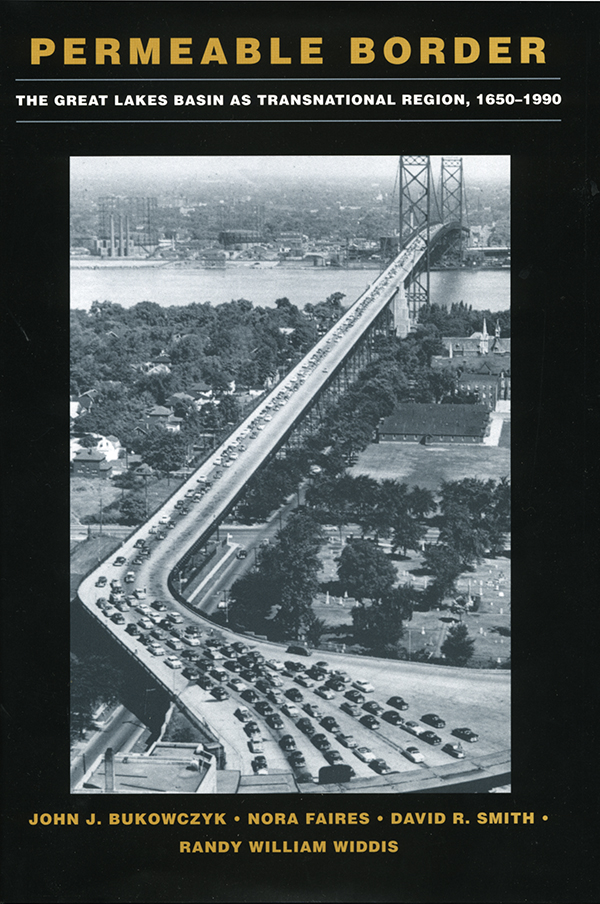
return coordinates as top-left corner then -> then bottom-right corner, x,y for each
1,2 -> 597,901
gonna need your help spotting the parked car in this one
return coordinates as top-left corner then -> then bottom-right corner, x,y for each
315,686 -> 335,700
241,689 -> 259,704
95,576 -> 107,587
362,701 -> 384,716
340,702 -> 361,718
324,749 -> 344,765
335,733 -> 358,749
302,703 -> 323,719
352,680 -> 374,693
387,695 -> 409,711
278,735 -> 297,753
165,656 -> 182,669
354,746 -> 375,763
320,716 -> 340,733
297,718 -> 316,737
420,730 -> 442,746
370,758 -> 392,775
382,710 -> 405,726
113,557 -> 126,566
443,742 -> 466,758
326,679 -> 346,692
235,707 -> 252,722
211,686 -> 229,701
244,721 -> 261,738
360,715 -> 380,730
311,733 -> 331,752
403,721 -> 423,736
452,727 -> 479,743
248,739 -> 263,753
288,751 -> 306,768
285,688 -> 303,703
421,713 -> 446,729
252,756 -> 268,774
266,713 -> 284,730
344,689 -> 365,704
182,667 -> 200,681
402,746 -> 424,763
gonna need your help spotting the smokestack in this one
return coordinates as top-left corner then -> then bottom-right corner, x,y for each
105,748 -> 115,792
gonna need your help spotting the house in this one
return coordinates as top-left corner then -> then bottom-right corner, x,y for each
377,403 -> 490,445
145,405 -> 183,433
72,448 -> 113,478
442,320 -> 511,359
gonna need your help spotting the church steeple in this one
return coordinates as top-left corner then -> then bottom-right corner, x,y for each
479,318 -> 489,355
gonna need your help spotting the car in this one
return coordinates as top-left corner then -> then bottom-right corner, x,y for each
240,669 -> 258,683
148,645 -> 165,657
387,696 -> 409,711
182,667 -> 200,680
255,701 -> 274,717
286,644 -> 312,657
252,756 -> 268,775
113,557 -> 126,566
340,702 -> 361,718
211,686 -> 229,700
95,575 -> 107,587
324,749 -> 344,765
288,751 -> 307,768
235,707 -> 252,722
152,600 -> 168,612
166,612 -> 184,624
335,733 -> 359,749
266,660 -> 284,671
125,623 -> 139,636
369,758 -> 392,775
285,688 -> 303,703
315,686 -> 335,700
362,701 -> 384,716
345,690 -> 365,704
134,539 -> 146,548
382,710 -> 405,726
330,671 -> 351,684
352,680 -> 374,693
354,746 -> 376,763
296,718 -> 316,737
236,548 -> 248,559
295,675 -> 314,688
224,660 -> 242,673
256,678 -> 274,693
138,617 -> 153,630
158,515 -> 169,524
184,635 -> 201,646
248,739 -> 263,753
420,730 -> 442,746
165,656 -> 182,669
180,649 -> 201,661
302,703 -> 323,719
284,660 -> 306,673
197,675 -> 213,690
278,735 -> 297,753
167,638 -> 184,651
421,713 -> 446,729
136,604 -> 151,615
229,678 -> 247,693
244,721 -> 261,738
267,689 -> 284,705
402,721 -> 423,736
443,742 -> 466,759
232,642 -> 248,654
360,715 -> 380,730
320,716 -> 340,733
131,557 -> 143,566
210,669 -> 227,683
326,679 -> 345,692
281,704 -> 301,719
124,571 -> 135,584
311,733 -> 331,752
111,612 -> 125,625
403,746 -> 425,763
269,675 -> 284,687
241,689 -> 259,704
150,628 -> 166,641
306,667 -> 327,681
452,727 -> 479,743
266,714 -> 284,730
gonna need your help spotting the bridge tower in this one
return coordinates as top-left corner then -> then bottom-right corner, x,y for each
440,157 -> 465,264
398,156 -> 434,326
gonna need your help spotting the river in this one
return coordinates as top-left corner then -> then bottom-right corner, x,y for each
70,264 -> 509,313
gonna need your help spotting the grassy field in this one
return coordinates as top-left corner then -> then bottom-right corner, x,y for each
70,474 -> 185,524
312,526 -> 510,668
349,440 -> 510,490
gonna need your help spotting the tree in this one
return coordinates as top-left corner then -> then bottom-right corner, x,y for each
422,544 -> 463,605
337,539 -> 397,603
119,493 -> 147,525
351,584 -> 415,656
441,623 -> 476,666
70,654 -> 123,741
133,427 -> 188,474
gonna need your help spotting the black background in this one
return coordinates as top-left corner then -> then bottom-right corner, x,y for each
1,3 -> 598,902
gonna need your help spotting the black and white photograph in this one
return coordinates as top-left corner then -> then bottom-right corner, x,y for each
2,2 -> 597,901
70,154 -> 511,795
